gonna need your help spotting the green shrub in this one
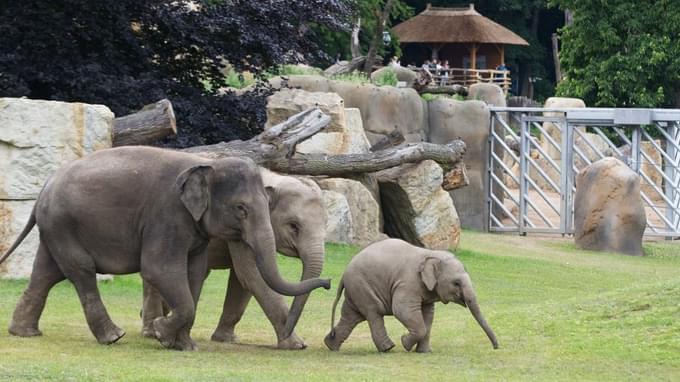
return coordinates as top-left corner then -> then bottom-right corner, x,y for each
420,93 -> 465,102
277,64 -> 323,76
330,72 -> 370,84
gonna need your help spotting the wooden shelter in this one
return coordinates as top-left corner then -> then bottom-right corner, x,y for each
392,4 -> 528,92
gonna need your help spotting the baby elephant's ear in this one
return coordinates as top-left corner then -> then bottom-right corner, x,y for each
419,257 -> 441,291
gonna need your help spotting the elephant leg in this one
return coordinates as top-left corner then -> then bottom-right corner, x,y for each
211,270 -> 252,343
174,250 -> 208,351
142,244 -> 202,351
141,281 -> 166,337
367,314 -> 395,352
51,240 -> 124,345
415,303 -> 435,353
228,248 -> 306,350
324,299 -> 364,351
393,299 -> 427,352
9,243 -> 66,337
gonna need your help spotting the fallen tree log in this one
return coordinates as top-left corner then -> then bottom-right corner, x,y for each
183,108 -> 466,176
370,130 -> 405,152
419,84 -> 468,97
113,99 -> 176,146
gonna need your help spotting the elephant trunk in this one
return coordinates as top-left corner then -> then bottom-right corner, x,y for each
281,244 -> 324,339
465,293 -> 499,349
248,220 -> 330,296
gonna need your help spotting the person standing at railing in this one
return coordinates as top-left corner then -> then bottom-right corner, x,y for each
495,62 -> 508,80
440,60 -> 450,86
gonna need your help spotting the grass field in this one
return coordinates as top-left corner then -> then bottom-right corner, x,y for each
1,231 -> 679,381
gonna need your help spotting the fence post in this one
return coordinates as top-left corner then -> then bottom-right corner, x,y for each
519,115 -> 528,235
665,121 -> 680,238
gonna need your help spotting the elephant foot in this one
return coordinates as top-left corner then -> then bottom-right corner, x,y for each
141,325 -> 156,338
8,322 -> 42,337
415,343 -> 432,353
376,338 -> 395,353
324,332 -> 341,351
277,333 -> 307,350
210,329 -> 239,343
152,318 -> 197,351
95,324 -> 126,345
401,334 -> 417,352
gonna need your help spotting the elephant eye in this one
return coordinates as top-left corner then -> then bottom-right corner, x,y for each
453,281 -> 461,287
236,204 -> 248,219
289,222 -> 300,236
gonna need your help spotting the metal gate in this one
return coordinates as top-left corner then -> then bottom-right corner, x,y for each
488,107 -> 680,237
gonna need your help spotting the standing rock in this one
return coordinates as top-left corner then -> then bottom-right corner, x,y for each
542,97 -> 586,160
375,160 -> 461,250
317,178 -> 381,246
428,99 -> 490,230
370,66 -> 417,87
0,98 -> 114,278
574,157 -> 646,256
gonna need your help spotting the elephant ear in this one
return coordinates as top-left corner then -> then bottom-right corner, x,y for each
177,165 -> 214,221
419,256 -> 441,292
265,185 -> 278,210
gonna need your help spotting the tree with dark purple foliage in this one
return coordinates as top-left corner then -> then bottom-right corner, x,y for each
0,0 -> 353,147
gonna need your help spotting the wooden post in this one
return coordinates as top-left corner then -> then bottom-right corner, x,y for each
471,43 -> 477,71
500,45 -> 505,65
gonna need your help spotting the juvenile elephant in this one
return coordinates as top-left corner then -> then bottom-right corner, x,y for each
0,147 -> 329,351
142,169 -> 326,349
324,239 -> 498,353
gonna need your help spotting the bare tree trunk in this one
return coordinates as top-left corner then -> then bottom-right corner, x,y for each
363,0 -> 395,73
350,18 -> 361,59
552,33 -> 562,82
183,108 -> 466,176
113,99 -> 176,146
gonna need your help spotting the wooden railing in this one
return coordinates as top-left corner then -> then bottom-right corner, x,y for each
414,67 -> 512,93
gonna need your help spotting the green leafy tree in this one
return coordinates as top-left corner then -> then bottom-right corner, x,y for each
553,0 -> 680,107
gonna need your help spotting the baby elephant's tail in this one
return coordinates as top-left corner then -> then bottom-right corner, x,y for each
0,204 -> 36,265
328,276 -> 345,338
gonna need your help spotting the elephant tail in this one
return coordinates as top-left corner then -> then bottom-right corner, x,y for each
329,276 -> 345,338
0,204 -> 37,265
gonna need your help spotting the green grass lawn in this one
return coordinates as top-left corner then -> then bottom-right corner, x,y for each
1,232 -> 679,381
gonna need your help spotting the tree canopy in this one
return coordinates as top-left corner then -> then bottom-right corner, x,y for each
0,0 -> 353,146
553,0 -> 680,107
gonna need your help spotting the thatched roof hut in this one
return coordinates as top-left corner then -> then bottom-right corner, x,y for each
392,4 -> 528,70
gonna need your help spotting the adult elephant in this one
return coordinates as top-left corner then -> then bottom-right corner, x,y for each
142,169 -> 326,349
1,147 -> 330,351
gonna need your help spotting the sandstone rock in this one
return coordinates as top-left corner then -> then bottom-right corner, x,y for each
574,157 -> 646,256
321,190 -> 353,244
0,98 -> 114,199
0,200 -> 40,278
370,66 -> 417,87
468,83 -> 506,108
317,178 -> 381,246
428,99 -> 490,230
542,97 -> 586,160
375,160 -> 460,250
269,75 -> 429,145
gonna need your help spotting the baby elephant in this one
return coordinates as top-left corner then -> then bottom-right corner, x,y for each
325,239 -> 498,353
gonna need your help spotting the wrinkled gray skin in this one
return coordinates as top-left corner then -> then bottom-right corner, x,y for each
142,169 -> 327,349
1,147 -> 329,351
324,239 -> 498,353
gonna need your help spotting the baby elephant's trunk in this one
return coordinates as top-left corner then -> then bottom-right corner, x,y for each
466,296 -> 499,349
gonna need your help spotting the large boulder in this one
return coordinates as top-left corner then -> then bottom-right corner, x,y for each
320,190 -> 353,244
269,75 -> 429,145
0,98 -> 114,278
370,66 -> 417,87
265,89 -> 370,155
574,157 -> 646,256
428,99 -> 490,230
317,178 -> 381,246
542,97 -> 586,160
375,160 -> 461,250
0,98 -> 114,199
468,83 -> 506,108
